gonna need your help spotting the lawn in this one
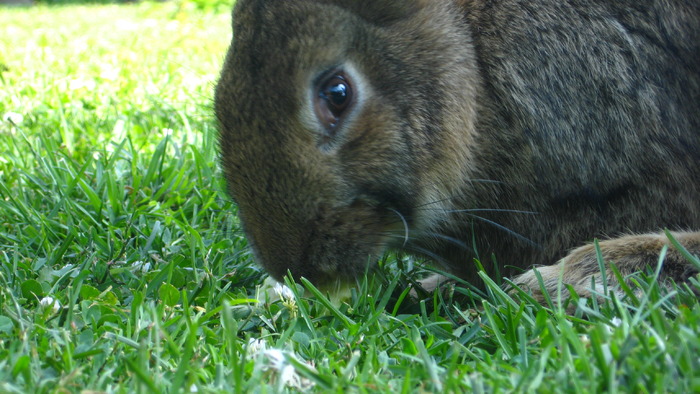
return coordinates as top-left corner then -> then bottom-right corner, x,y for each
1,2 -> 699,393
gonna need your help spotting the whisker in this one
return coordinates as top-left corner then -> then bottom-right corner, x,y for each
402,245 -> 450,268
441,208 -> 538,215
410,203 -> 538,216
463,213 -> 540,248
388,208 -> 410,247
464,178 -> 506,185
383,230 -> 469,251
377,207 -> 533,252
419,178 -> 506,187
421,231 -> 469,250
412,197 -> 452,209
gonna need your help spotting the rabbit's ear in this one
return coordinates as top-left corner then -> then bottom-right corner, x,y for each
318,0 -> 429,25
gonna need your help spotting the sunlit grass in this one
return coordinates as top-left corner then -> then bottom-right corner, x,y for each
1,3 -> 699,392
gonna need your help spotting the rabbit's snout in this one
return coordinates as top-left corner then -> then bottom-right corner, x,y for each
241,195 -> 403,287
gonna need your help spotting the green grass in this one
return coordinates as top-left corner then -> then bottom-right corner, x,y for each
1,3 -> 700,393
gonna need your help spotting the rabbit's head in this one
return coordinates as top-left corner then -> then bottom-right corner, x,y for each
215,0 -> 480,289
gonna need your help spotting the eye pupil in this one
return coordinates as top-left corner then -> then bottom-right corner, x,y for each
319,74 -> 353,117
327,83 -> 348,107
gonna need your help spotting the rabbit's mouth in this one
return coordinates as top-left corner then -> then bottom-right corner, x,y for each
238,196 -> 417,289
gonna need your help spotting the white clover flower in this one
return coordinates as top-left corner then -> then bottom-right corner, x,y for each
132,260 -> 152,273
279,364 -> 300,388
271,283 -> 299,318
260,349 -> 315,390
273,283 -> 295,303
3,112 -> 23,125
188,384 -> 198,392
264,348 -> 286,369
610,317 -> 622,327
39,296 -> 61,314
602,316 -> 625,334
247,337 -> 268,358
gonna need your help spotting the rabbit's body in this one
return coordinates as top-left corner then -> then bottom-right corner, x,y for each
215,0 -> 700,297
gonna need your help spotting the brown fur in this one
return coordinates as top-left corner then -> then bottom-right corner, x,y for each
515,232 -> 700,303
215,0 -> 700,302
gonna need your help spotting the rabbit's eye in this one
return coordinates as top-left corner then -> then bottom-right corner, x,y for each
322,76 -> 350,113
315,72 -> 354,131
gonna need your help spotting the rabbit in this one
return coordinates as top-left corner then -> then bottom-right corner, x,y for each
214,0 -> 700,303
